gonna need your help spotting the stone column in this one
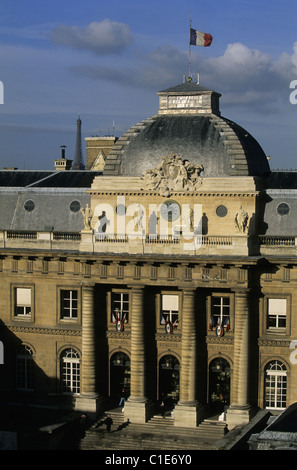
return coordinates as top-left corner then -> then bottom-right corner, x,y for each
226,288 -> 254,429
75,283 -> 102,418
124,286 -> 151,423
174,288 -> 202,427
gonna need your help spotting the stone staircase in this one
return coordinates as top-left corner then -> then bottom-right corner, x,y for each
79,409 -> 228,451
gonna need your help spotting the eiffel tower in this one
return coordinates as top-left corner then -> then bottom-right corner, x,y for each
72,115 -> 85,170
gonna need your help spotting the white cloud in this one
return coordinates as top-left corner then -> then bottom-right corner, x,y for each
69,40 -> 296,114
50,19 -> 133,55
196,42 -> 297,113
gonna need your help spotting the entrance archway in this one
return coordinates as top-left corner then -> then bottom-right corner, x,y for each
209,357 -> 230,412
110,351 -> 130,404
159,355 -> 180,408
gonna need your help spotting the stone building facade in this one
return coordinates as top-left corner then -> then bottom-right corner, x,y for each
0,81 -> 297,430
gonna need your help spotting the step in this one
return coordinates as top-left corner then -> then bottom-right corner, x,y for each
79,411 -> 227,451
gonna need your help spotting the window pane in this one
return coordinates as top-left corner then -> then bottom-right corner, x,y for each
16,346 -> 33,390
15,288 -> 32,315
61,348 -> 80,394
211,297 -> 230,328
265,361 -> 287,409
111,292 -> 129,323
61,290 -> 78,319
268,298 -> 287,329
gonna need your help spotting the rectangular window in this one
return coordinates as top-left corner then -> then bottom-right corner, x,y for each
267,298 -> 286,329
61,290 -> 78,319
111,292 -> 129,323
161,294 -> 179,326
211,296 -> 230,329
15,288 -> 31,316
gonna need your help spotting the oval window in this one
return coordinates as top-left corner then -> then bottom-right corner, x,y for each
70,200 -> 81,213
24,200 -> 35,212
277,203 -> 290,216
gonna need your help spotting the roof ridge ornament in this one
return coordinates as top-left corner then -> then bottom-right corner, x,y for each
141,153 -> 204,197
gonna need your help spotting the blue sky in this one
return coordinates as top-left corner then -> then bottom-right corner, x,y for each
0,0 -> 297,170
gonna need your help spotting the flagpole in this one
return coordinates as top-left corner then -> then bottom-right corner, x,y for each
188,13 -> 192,80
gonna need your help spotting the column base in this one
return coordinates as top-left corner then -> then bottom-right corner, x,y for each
226,404 -> 255,430
174,402 -> 204,428
124,398 -> 153,424
75,394 -> 103,420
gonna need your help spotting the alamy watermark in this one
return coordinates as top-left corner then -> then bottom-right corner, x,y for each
0,81 -> 3,104
289,340 -> 297,364
92,196 -> 203,251
289,80 -> 297,104
0,341 -> 3,364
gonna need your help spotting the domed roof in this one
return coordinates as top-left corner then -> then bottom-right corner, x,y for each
104,82 -> 270,178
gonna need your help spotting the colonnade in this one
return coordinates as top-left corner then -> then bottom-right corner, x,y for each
77,283 -> 253,428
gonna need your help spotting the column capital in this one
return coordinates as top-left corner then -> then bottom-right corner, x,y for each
182,287 -> 196,295
127,284 -> 146,292
127,284 -> 145,288
81,282 -> 95,288
233,287 -> 251,295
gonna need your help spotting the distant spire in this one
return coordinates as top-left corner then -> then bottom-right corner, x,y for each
72,115 -> 85,170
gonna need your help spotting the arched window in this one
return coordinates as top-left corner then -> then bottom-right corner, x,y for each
265,360 -> 287,410
16,345 -> 34,390
61,348 -> 80,395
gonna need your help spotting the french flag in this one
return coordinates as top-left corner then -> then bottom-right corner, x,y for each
190,28 -> 213,47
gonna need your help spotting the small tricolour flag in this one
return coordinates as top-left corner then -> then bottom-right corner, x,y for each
190,28 -> 213,47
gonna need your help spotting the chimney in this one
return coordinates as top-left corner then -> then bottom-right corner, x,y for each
54,146 -> 72,171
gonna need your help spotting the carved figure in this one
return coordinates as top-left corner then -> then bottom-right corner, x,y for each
133,204 -> 145,233
142,154 -> 204,196
235,206 -> 249,233
81,204 -> 93,230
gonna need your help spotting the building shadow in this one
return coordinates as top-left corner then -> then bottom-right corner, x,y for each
0,319 -> 85,450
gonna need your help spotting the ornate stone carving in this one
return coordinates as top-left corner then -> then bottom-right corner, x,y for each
81,204 -> 93,230
235,206 -> 249,233
141,153 -> 204,197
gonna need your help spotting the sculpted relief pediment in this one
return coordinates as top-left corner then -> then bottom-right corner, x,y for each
141,153 -> 204,197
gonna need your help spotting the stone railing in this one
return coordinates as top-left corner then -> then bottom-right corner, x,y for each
259,235 -> 296,246
94,233 -> 233,245
3,230 -> 295,256
0,230 -> 81,250
7,230 -> 37,239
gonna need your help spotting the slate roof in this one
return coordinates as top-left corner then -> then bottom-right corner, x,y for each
104,114 -> 270,178
0,170 -> 102,232
0,170 -> 102,188
265,171 -> 297,189
158,81 -> 221,95
103,81 -> 270,178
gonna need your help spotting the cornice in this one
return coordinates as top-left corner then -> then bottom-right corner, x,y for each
8,325 -> 81,336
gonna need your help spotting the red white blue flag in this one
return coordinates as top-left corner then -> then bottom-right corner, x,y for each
190,28 -> 213,47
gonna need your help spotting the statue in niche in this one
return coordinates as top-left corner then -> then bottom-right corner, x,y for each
81,204 -> 93,230
142,153 -> 204,197
235,206 -> 249,233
